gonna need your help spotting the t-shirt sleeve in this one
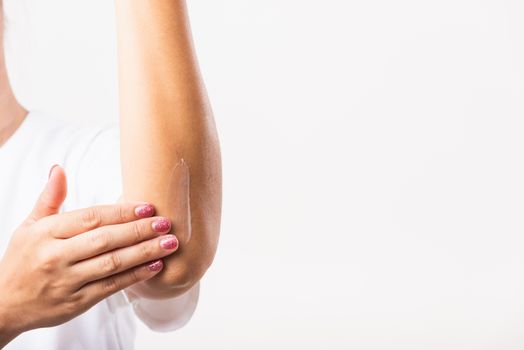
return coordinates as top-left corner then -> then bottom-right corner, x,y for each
73,122 -> 200,332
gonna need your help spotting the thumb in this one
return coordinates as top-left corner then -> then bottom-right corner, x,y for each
27,164 -> 68,223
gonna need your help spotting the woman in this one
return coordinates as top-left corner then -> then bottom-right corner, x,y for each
0,0 -> 222,348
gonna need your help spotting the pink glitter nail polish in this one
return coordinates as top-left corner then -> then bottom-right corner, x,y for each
152,218 -> 171,233
135,204 -> 155,218
147,260 -> 163,272
160,235 -> 179,250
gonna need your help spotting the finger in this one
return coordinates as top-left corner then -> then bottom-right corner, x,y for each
66,216 -> 172,262
37,201 -> 156,239
70,234 -> 178,286
26,165 -> 68,224
79,259 -> 164,306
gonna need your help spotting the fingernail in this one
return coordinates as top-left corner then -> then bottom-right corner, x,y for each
152,218 -> 171,233
135,204 -> 155,218
160,235 -> 179,250
147,260 -> 164,272
48,164 -> 59,180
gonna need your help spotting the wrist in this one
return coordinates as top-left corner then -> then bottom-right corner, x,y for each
0,303 -> 22,348
0,306 -> 20,348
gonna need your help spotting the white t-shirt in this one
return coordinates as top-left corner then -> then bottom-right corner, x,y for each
0,111 -> 199,349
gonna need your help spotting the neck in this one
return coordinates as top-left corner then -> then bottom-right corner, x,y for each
0,58 -> 27,148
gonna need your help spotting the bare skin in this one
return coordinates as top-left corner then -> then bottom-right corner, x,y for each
0,4 -> 181,346
0,167 -> 177,348
117,0 -> 222,300
0,0 -> 221,345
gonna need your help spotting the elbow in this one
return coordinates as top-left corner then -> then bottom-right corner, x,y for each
164,238 -> 218,295
179,218 -> 221,288
181,243 -> 218,287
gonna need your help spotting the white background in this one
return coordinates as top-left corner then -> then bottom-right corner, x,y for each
4,0 -> 524,349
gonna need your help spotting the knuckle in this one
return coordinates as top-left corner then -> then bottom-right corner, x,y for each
74,289 -> 99,311
90,230 -> 111,253
140,243 -> 155,260
64,292 -> 87,315
102,277 -> 120,294
38,251 -> 60,273
50,278 -> 68,294
68,290 -> 84,305
131,221 -> 144,242
100,253 -> 122,274
75,291 -> 91,309
128,269 -> 141,284
62,297 -> 82,317
114,205 -> 128,223
80,208 -> 102,230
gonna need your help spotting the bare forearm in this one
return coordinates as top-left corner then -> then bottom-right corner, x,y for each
115,0 -> 222,298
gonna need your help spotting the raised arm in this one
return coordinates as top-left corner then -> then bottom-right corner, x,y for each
115,0 -> 222,299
